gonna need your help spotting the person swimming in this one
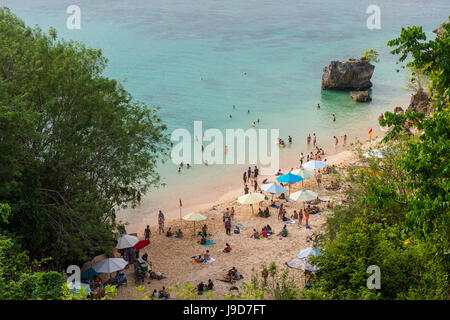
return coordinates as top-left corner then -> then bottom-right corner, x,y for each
317,103 -> 320,109
332,114 -> 336,122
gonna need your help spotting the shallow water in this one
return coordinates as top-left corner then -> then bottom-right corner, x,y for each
5,0 -> 449,229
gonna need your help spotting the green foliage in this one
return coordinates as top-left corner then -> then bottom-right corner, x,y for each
361,49 -> 380,63
387,18 -> 449,109
0,8 -> 170,267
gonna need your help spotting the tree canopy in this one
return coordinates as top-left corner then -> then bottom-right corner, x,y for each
0,8 -> 169,268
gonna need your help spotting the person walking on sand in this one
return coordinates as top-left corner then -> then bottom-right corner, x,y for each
230,207 -> 235,221
247,167 -> 252,180
158,210 -> 165,234
313,133 -> 317,145
225,218 -> 232,235
244,185 -> 249,194
342,134 -> 347,144
243,171 -> 247,184
254,165 -> 259,179
144,225 -> 151,240
305,210 -> 310,227
254,180 -> 258,192
300,153 -> 304,166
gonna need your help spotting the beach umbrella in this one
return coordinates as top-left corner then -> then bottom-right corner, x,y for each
291,168 -> 315,179
286,258 -> 318,272
115,234 -> 139,249
290,190 -> 318,202
303,160 -> 328,170
276,173 -> 304,196
183,212 -> 207,235
80,267 -> 101,281
363,149 -> 383,158
261,182 -> 287,194
298,246 -> 322,259
68,281 -> 91,296
134,240 -> 150,250
92,258 -> 128,274
237,193 -> 265,215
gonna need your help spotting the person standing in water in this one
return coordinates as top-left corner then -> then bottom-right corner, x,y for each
333,136 -> 339,145
342,134 -> 347,144
307,134 -> 311,144
332,114 -> 336,122
288,136 -> 292,144
317,104 -> 320,109
247,109 -> 250,114
233,105 -> 236,111
313,133 -> 317,145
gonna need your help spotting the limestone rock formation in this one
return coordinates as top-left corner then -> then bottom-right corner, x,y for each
322,59 -> 375,90
350,91 -> 372,102
407,89 -> 433,116
433,22 -> 449,37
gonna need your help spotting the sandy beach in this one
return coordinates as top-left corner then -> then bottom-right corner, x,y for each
113,139 -> 379,300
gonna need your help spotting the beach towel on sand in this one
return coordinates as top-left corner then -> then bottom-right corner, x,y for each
201,240 -> 216,246
284,219 -> 296,224
236,222 -> 248,228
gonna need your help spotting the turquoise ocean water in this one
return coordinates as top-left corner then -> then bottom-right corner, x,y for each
4,0 -> 449,229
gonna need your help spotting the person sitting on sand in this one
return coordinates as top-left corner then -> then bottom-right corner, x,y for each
279,193 -> 286,199
204,250 -> 211,261
326,200 -> 332,208
159,286 -> 170,300
258,208 -> 264,217
264,207 -> 270,217
275,169 -> 282,176
202,224 -> 208,237
251,229 -> 260,239
291,210 -> 298,220
277,225 -> 288,237
266,225 -> 273,235
175,229 -> 183,238
192,255 -> 205,263
199,235 -> 207,245
261,227 -> 268,238
166,227 -> 173,237
223,243 -> 232,253
206,279 -> 214,291
233,225 -> 240,234
152,289 -> 159,299
197,281 -> 205,293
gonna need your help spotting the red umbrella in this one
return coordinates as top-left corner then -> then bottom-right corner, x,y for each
134,240 -> 150,250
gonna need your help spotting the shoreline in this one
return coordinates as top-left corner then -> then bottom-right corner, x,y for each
114,135 -> 383,300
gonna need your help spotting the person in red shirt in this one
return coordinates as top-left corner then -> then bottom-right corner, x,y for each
333,136 -> 339,145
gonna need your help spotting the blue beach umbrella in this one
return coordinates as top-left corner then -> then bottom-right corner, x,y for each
303,160 -> 328,170
276,173 -> 303,196
276,173 -> 304,184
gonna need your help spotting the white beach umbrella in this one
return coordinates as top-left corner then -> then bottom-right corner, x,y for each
237,193 -> 265,205
261,183 -> 287,194
303,160 -> 328,170
363,149 -> 384,158
286,258 -> 318,272
92,258 -> 128,273
237,193 -> 265,215
290,190 -> 318,202
115,234 -> 139,249
291,168 -> 315,179
183,212 -> 207,235
298,246 -> 322,259
67,281 -> 91,296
